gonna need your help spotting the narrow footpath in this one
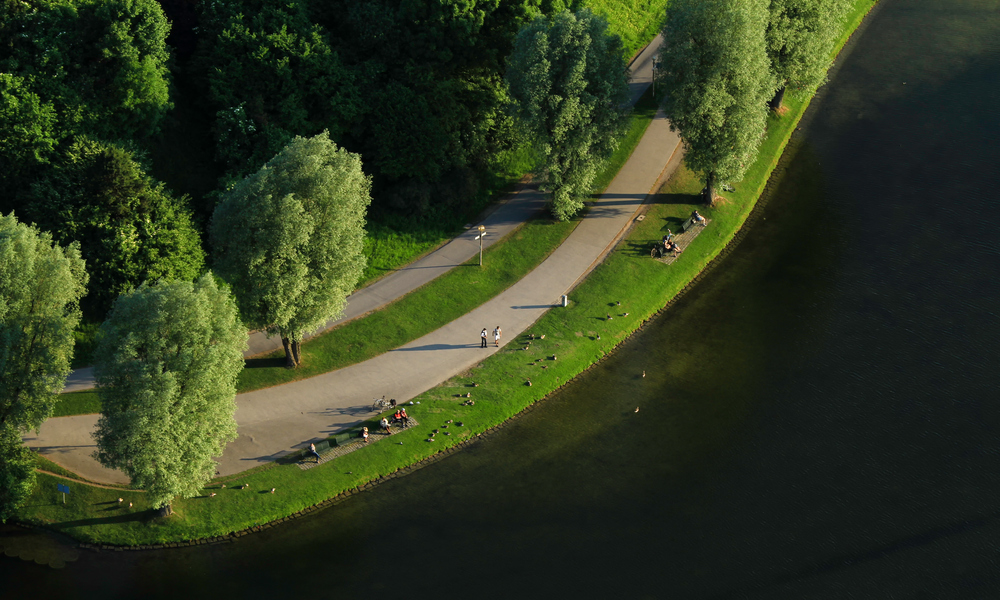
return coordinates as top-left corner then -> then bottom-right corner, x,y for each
25,36 -> 682,484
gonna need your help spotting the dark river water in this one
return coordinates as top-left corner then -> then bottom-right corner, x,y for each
4,0 -> 1000,597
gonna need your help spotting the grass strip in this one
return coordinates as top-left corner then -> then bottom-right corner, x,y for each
21,1 -> 877,542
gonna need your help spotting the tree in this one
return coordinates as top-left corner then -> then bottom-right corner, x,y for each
506,9 -> 630,221
0,0 -> 173,142
0,74 -> 58,205
658,0 -> 775,203
766,0 -> 851,111
93,274 -> 247,510
211,131 -> 371,368
0,213 -> 88,521
25,137 -> 205,318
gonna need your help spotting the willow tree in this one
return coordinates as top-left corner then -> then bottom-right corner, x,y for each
93,274 -> 247,511
766,0 -> 851,110
0,213 -> 87,521
211,131 -> 371,367
658,0 -> 774,203
506,9 -> 630,221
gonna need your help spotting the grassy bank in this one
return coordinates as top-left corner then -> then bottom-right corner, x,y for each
23,0 -> 878,544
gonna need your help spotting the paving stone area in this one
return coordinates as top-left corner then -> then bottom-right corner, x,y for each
297,417 -> 421,470
654,220 -> 711,265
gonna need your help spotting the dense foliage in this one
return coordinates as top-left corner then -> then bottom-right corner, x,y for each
194,0 -> 573,218
507,8 -> 630,220
211,132 -> 371,367
0,0 -> 172,200
0,0 -> 207,319
93,274 -> 246,509
657,0 -> 775,201
0,213 -> 88,520
24,138 -> 206,317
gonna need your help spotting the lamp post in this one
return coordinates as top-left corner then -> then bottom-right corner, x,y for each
476,225 -> 487,266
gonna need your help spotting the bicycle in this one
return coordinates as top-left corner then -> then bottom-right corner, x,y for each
371,395 -> 393,412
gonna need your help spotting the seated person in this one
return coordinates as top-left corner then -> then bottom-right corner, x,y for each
692,210 -> 706,225
400,408 -> 409,427
306,442 -> 321,463
391,410 -> 403,425
662,229 -> 674,245
667,241 -> 682,255
380,417 -> 391,434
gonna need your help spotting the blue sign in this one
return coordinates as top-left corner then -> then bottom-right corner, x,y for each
57,484 -> 69,494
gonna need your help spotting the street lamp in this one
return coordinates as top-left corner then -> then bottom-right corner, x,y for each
476,225 -> 487,266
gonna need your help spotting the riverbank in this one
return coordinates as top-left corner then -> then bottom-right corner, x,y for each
15,0 -> 879,546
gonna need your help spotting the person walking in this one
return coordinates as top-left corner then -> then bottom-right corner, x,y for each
481,327 -> 488,348
494,325 -> 502,347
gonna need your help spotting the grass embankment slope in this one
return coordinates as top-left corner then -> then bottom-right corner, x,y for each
23,0 -> 877,545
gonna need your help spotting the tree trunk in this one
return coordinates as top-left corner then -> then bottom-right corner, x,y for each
769,85 -> 786,112
705,171 -> 716,205
281,336 -> 298,368
291,340 -> 302,366
157,504 -> 173,518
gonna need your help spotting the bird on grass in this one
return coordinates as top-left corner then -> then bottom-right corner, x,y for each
270,488 -> 275,494
210,493 -> 217,497
635,407 -> 640,413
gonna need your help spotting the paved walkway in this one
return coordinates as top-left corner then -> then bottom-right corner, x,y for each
25,36 -> 683,484
60,34 -> 666,395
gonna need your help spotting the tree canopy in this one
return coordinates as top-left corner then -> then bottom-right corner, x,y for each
211,131 -> 371,367
194,0 -> 557,219
658,0 -> 774,202
93,274 -> 247,509
0,213 -> 88,520
24,138 -> 205,318
766,0 -> 851,109
506,8 -> 630,220
0,0 -> 172,145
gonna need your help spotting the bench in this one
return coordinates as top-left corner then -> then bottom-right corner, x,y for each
333,432 -> 356,446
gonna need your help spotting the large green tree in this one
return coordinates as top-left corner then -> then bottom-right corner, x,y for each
658,0 -> 775,203
25,138 -> 205,317
0,0 -> 172,141
211,131 -> 371,367
506,8 -> 630,220
0,213 -> 88,521
766,0 -> 851,110
93,274 -> 247,510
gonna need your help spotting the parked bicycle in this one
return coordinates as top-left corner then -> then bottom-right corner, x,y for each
371,395 -> 394,412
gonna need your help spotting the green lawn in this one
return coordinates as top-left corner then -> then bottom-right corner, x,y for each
25,1 -> 878,544
588,0 -> 671,59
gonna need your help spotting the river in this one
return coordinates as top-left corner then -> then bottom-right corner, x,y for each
3,0 -> 1000,597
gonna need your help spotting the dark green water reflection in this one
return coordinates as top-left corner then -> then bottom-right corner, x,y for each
4,0 -> 1000,597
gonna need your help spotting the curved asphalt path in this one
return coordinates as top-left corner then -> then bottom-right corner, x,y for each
25,35 -> 682,484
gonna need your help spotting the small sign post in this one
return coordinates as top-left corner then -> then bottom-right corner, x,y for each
57,483 -> 69,504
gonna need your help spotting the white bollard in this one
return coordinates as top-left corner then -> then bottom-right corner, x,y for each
561,295 -> 568,307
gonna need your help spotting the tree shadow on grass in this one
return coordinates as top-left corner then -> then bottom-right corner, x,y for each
244,357 -> 286,370
49,510 -> 154,530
